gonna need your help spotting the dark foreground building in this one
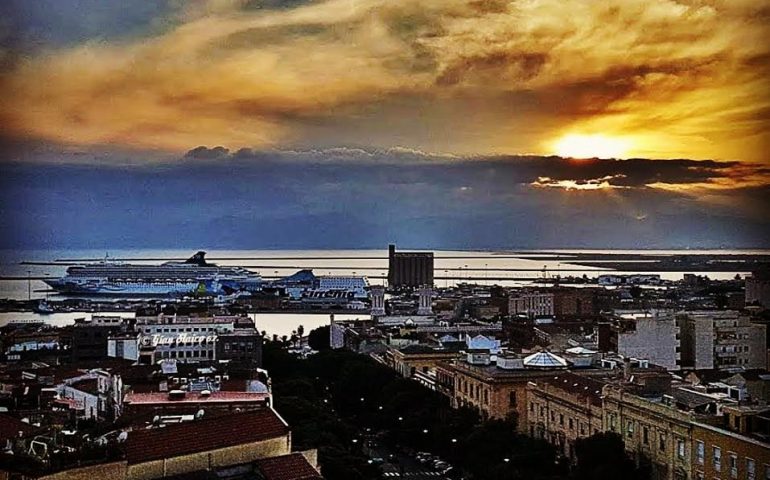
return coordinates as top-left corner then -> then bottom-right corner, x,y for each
387,244 -> 434,288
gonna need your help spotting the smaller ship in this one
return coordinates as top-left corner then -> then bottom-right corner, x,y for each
33,300 -> 55,314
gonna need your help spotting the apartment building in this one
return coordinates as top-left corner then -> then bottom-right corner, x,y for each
678,311 -> 766,370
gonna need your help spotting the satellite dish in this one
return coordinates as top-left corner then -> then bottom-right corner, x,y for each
152,415 -> 160,425
195,409 -> 205,420
117,432 -> 128,442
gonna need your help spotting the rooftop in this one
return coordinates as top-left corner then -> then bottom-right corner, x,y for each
532,373 -> 607,407
0,414 -> 37,443
124,390 -> 269,405
255,453 -> 323,480
125,409 -> 289,464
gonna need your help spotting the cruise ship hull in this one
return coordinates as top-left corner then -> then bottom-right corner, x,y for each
44,278 -> 262,296
44,252 -> 263,297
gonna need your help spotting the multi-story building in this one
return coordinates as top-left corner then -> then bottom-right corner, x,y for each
509,292 -> 554,318
438,350 -> 571,431
71,316 -> 125,362
317,275 -> 369,298
746,268 -> 770,309
526,372 -> 606,460
691,407 -> 770,480
552,288 -> 598,317
387,344 -> 459,380
678,311 -> 766,370
600,311 -> 681,370
387,244 -> 434,288
603,385 -> 695,480
108,314 -> 261,365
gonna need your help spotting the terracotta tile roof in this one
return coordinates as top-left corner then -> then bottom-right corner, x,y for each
126,409 -> 289,464
256,453 -> 323,480
124,390 -> 268,405
0,414 -> 38,443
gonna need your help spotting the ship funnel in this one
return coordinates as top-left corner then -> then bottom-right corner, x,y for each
185,251 -> 208,266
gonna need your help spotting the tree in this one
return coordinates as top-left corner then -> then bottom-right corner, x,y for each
308,325 -> 331,351
573,432 -> 641,480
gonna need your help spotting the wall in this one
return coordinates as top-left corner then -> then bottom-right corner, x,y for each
37,462 -> 127,480
126,435 -> 290,480
618,316 -> 679,370
691,422 -> 770,480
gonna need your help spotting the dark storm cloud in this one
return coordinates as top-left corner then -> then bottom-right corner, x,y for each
183,146 -> 769,189
1,146 -> 767,249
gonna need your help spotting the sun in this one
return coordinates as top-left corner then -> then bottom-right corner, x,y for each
553,134 -> 630,159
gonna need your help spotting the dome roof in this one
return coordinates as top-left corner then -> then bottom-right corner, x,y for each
523,351 -> 568,369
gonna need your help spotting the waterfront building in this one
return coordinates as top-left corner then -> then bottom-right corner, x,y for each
318,275 -> 369,299
107,314 -> 261,365
387,244 -> 434,288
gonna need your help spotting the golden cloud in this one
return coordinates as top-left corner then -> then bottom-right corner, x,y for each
0,0 -> 768,161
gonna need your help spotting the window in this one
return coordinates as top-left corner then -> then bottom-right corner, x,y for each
659,433 -> 666,452
643,426 -> 649,445
569,418 -> 574,430
509,391 -> 516,407
713,446 -> 721,472
696,441 -> 704,465
530,402 -> 535,413
746,459 -> 754,480
677,439 -> 685,459
559,414 -> 564,426
609,414 -> 617,431
551,411 -> 555,422
627,421 -> 634,438
729,453 -> 737,478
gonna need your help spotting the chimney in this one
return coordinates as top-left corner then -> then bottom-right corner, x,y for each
623,357 -> 631,381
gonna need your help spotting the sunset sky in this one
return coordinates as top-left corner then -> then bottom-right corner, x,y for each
0,0 -> 768,248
